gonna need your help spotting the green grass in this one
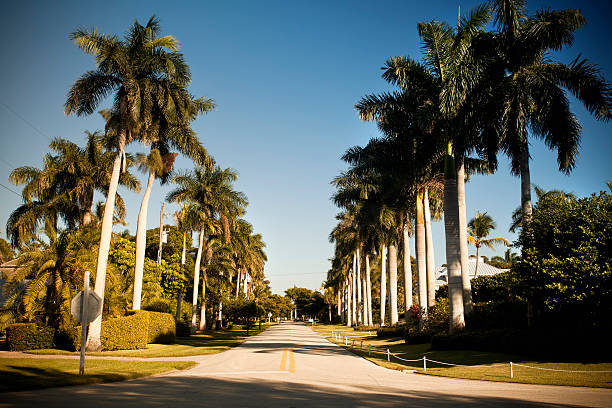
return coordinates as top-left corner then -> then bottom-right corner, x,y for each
312,324 -> 612,388
0,358 -> 196,392
27,324 -> 271,358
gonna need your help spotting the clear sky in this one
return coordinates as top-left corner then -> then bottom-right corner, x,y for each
1,0 -> 610,295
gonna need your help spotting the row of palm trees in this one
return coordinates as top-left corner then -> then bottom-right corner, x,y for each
6,17 -> 267,349
326,0 -> 611,334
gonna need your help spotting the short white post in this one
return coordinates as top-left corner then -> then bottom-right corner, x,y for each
387,348 -> 390,362
423,356 -> 427,372
510,362 -> 513,378
345,336 -> 347,346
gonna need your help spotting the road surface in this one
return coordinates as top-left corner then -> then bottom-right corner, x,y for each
2,322 -> 610,407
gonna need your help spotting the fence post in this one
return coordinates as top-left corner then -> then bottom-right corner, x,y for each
352,339 -> 355,347
387,348 -> 390,362
423,356 -> 427,372
510,362 -> 513,379
368,344 -> 371,356
360,340 -> 363,351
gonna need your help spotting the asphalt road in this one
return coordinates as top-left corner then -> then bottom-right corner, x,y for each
2,322 -> 610,407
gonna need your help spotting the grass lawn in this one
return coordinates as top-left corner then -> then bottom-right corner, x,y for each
0,358 -> 196,392
27,324 -> 272,358
311,324 -> 612,388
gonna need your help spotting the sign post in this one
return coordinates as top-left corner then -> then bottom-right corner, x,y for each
78,271 -> 89,375
71,271 -> 102,376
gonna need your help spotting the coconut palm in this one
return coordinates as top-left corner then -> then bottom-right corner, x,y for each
467,211 -> 510,276
485,1 -> 611,238
7,133 -> 139,249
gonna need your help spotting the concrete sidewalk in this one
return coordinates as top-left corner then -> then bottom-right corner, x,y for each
1,322 -> 610,407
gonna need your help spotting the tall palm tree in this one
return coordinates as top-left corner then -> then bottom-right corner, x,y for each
167,166 -> 247,332
486,0 -> 611,239
467,211 -> 509,276
65,16 -> 199,350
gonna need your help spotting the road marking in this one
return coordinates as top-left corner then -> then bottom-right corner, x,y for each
288,347 -> 295,373
280,348 -> 287,371
199,370 -> 289,376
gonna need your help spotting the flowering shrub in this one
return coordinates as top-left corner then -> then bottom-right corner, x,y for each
6,323 -> 54,351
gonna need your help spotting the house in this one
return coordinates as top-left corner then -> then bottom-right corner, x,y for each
0,259 -> 24,309
435,257 -> 508,290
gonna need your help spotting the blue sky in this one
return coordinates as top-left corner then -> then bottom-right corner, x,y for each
1,0 -> 610,294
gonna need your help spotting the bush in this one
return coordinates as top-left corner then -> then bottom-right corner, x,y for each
6,323 -> 55,351
143,298 -> 174,314
466,301 -> 527,330
376,325 -> 405,338
176,321 -> 191,337
72,312 -> 150,351
135,310 -> 176,344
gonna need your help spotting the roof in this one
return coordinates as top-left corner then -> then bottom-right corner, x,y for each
0,259 -> 20,280
435,258 -> 508,287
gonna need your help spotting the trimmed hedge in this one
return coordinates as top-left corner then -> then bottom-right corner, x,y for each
6,323 -> 55,351
72,312 -> 150,351
376,325 -> 405,338
133,310 -> 176,344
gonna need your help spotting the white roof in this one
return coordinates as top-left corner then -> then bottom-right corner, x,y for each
435,258 -> 508,287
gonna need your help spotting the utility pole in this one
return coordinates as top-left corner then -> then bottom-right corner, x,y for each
157,202 -> 165,264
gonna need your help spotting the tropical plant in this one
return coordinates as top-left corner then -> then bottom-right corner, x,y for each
467,211 -> 509,276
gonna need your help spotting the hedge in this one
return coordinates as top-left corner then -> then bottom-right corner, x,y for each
133,310 -> 176,344
376,325 -> 405,338
6,323 -> 55,351
72,312 -> 149,351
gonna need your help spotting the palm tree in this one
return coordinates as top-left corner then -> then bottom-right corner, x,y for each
167,166 -> 247,332
65,16 -> 201,350
7,133 -> 139,248
485,1 -> 611,239
467,211 -> 510,276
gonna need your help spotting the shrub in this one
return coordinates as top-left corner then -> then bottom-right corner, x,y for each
466,301 -> 527,330
134,310 -> 175,344
376,325 -> 405,338
72,312 -> 149,351
6,323 -> 54,351
176,321 -> 191,337
143,298 -> 174,314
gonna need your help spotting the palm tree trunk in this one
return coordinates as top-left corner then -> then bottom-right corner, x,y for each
235,270 -> 241,298
132,169 -> 156,311
191,228 -> 205,334
444,144 -> 465,334
86,133 -> 125,352
361,262 -> 367,326
416,190 -> 427,320
337,286 -> 342,321
366,254 -> 373,326
351,261 -> 357,325
346,275 -> 352,327
423,187 -> 436,307
82,189 -> 94,226
520,146 -> 533,243
380,244 -> 387,326
175,287 -> 183,321
474,246 -> 480,277
456,159 -> 473,314
199,272 -> 206,331
356,248 -> 362,325
388,243 -> 399,325
402,215 -> 413,314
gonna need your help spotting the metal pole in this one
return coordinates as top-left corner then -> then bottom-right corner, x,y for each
79,271 -> 90,376
510,362 -> 513,378
423,356 -> 427,372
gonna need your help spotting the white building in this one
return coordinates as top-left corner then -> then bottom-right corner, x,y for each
435,257 -> 508,290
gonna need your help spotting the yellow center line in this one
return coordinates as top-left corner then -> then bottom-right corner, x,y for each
280,348 -> 287,371
288,348 -> 295,373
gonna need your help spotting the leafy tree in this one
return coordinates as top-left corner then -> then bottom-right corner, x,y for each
513,187 -> 611,331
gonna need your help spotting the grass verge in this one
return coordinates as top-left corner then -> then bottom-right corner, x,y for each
311,324 -> 612,388
0,358 -> 195,392
27,324 -> 272,358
